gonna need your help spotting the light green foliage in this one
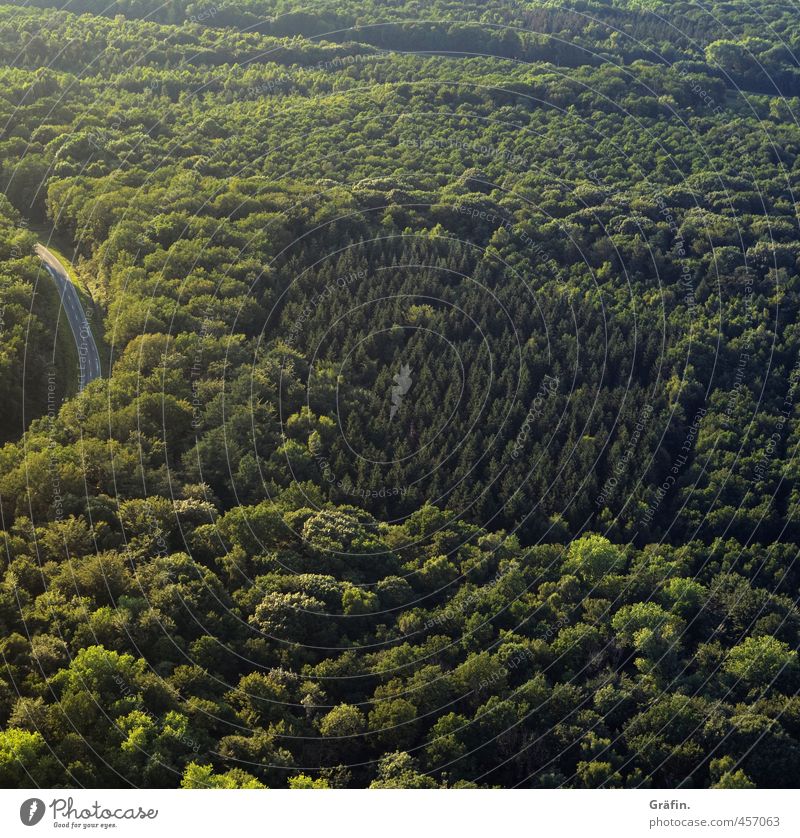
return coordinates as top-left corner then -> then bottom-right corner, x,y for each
1,0 -> 800,792
319,704 -> 366,739
724,636 -> 798,686
369,752 -> 438,789
181,762 -> 266,789
287,774 -> 331,789
0,729 -> 53,786
566,535 -> 626,581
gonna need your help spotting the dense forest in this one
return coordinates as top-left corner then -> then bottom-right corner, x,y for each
1,0 -> 800,788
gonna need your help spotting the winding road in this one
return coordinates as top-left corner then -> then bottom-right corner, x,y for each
36,244 -> 101,390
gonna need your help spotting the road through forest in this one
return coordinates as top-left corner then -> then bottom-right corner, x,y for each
36,243 -> 101,390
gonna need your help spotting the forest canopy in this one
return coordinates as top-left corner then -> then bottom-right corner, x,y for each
1,0 -> 800,789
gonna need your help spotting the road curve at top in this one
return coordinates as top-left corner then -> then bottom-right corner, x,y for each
36,244 -> 102,391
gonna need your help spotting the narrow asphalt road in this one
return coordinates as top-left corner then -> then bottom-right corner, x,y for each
36,244 -> 102,390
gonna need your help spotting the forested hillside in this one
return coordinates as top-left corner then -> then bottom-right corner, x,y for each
1,0 -> 800,789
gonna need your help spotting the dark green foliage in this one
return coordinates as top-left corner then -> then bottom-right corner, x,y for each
1,0 -> 800,789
